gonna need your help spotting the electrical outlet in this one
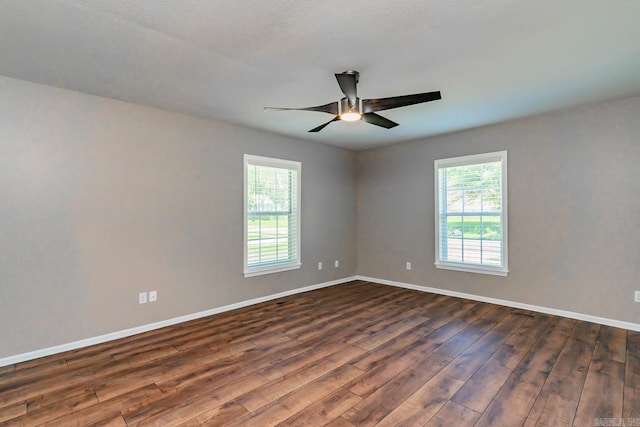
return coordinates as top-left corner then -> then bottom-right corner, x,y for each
335,260 -> 339,268
139,292 -> 148,304
406,262 -> 412,270
149,290 -> 157,302
635,291 -> 640,303
318,262 -> 323,270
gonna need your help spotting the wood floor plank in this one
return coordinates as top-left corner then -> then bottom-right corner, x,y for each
0,280 -> 634,426
376,370 -> 466,426
235,345 -> 363,412
277,386 -> 362,427
425,400 -> 481,427
450,314 -> 553,413
94,344 -> 235,401
343,301 -> 508,414
0,343 -> 183,409
229,364 -> 363,427
131,345 -> 253,395
258,329 -> 362,382
342,351 -> 453,426
440,312 -> 527,382
62,324 -> 196,365
346,318 -> 462,400
95,414 -> 128,426
325,416 -> 356,427
623,386 -> 640,422
15,390 -> 99,426
284,288 -> 423,342
573,325 -> 627,426
524,320 -> 599,426
178,401 -> 249,426
429,305 -> 506,361
350,310 -> 431,351
473,316 -> 576,427
0,364 -> 14,375
44,384 -> 163,427
12,354 -> 66,372
0,360 -> 106,408
0,401 -> 27,423
624,330 -> 640,419
351,320 -> 434,372
152,337 -> 302,395
364,306 -> 508,425
0,356 -> 67,388
171,316 -> 285,352
350,309 -> 429,350
123,373 -> 268,425
26,386 -> 96,414
625,330 -> 640,388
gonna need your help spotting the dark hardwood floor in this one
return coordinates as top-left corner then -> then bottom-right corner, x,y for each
1,280 -> 639,426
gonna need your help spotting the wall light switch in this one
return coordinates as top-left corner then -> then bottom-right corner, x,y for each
139,292 -> 148,304
149,290 -> 157,302
318,262 -> 323,270
406,262 -> 412,270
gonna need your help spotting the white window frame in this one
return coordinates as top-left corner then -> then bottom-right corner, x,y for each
434,151 -> 508,276
244,154 -> 301,277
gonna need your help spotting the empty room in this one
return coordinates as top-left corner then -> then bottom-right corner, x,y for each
1,1 -> 639,425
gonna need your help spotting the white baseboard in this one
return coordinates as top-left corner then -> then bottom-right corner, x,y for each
356,275 -> 640,332
0,276 -> 357,368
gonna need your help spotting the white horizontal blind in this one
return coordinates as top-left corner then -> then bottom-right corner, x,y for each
244,155 -> 301,277
435,151 -> 508,275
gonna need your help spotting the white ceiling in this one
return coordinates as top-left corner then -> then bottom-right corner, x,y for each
1,1 -> 639,150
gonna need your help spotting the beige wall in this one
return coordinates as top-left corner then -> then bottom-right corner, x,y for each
357,96 -> 640,324
0,76 -> 357,358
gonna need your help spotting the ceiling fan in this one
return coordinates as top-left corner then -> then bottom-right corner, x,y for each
265,70 -> 442,132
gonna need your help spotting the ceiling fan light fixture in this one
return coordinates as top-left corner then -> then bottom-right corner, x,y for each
340,111 -> 361,122
339,95 -> 361,121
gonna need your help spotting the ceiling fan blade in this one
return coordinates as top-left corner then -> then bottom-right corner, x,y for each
264,101 -> 338,115
362,112 -> 399,129
362,91 -> 441,113
308,116 -> 340,133
335,72 -> 358,108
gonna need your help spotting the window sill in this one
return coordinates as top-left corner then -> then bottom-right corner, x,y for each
435,262 -> 508,276
244,263 -> 301,278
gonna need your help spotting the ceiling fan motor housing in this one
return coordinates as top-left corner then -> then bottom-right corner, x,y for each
340,97 -> 361,115
342,70 -> 359,82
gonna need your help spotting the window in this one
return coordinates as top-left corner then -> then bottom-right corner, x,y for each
244,154 -> 301,277
435,151 -> 508,276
